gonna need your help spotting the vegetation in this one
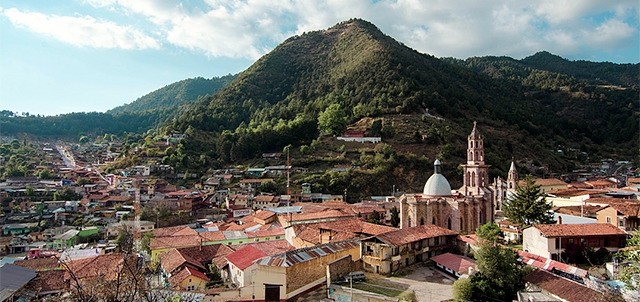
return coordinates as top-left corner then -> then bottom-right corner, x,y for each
390,206 -> 400,227
503,176 -> 555,225
616,229 -> 640,292
476,222 -> 502,245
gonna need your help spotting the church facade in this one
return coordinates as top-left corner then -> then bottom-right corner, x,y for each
399,122 -> 517,233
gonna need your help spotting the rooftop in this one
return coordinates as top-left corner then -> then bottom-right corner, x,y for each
257,240 -> 360,267
430,253 -> 476,275
376,225 -> 458,247
523,270 -> 601,302
531,223 -> 627,237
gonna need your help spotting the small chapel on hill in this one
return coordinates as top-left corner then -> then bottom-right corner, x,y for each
399,122 -> 518,233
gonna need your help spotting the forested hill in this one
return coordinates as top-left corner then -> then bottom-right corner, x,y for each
0,76 -> 235,138
157,18 -> 637,174
108,75 -> 235,115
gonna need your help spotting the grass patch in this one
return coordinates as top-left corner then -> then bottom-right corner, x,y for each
352,283 -> 404,297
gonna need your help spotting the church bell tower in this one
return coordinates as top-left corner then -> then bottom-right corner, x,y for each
461,122 -> 490,196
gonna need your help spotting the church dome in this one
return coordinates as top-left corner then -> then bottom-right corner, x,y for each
423,159 -> 452,196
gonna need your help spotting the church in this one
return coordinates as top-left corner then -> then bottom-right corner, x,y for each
399,122 -> 518,233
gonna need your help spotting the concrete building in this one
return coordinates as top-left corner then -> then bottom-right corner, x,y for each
361,225 -> 457,275
522,223 -> 627,260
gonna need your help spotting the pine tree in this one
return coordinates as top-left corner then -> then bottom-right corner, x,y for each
503,176 -> 555,225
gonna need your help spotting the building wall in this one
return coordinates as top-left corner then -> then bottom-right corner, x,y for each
179,275 -> 208,291
285,245 -> 360,296
327,255 -> 355,284
522,227 -> 551,258
597,207 -> 621,228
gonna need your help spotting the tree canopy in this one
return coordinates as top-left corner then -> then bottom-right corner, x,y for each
318,103 -> 347,136
503,176 -> 555,225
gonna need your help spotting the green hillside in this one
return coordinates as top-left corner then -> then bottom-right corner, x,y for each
0,75 -> 235,138
108,75 -> 235,115
154,19 -> 637,180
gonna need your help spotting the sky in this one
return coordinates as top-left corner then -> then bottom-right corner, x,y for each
1,0 -> 638,116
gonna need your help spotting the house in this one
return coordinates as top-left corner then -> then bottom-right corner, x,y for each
430,252 -> 476,278
522,223 -> 627,260
596,201 -> 640,232
2,224 -> 31,236
287,218 -> 397,248
0,264 -> 37,301
529,178 -> 568,193
224,240 -> 294,288
53,229 -> 79,249
361,225 -> 458,275
498,220 -> 522,243
253,195 -> 280,210
249,240 -> 361,302
519,270 -> 603,302
239,178 -> 273,191
584,178 -> 617,190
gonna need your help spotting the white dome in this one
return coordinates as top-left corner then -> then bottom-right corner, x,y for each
423,159 -> 452,196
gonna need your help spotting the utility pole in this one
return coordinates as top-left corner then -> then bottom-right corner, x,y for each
287,148 -> 290,206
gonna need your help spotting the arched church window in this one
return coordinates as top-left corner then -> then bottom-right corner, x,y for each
472,172 -> 476,186
475,141 -> 478,148
432,217 -> 436,225
420,218 -> 424,226
447,217 -> 452,230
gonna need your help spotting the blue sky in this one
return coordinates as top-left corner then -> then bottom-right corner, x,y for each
1,0 -> 638,116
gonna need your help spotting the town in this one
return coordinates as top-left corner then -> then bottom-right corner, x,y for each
1,123 -> 638,302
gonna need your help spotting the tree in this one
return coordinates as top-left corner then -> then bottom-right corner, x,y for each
390,206 -> 400,227
140,232 -> 154,254
317,103 -> 347,136
452,277 -> 473,301
503,176 -> 554,225
116,227 -> 134,254
367,210 -> 382,225
469,244 -> 530,301
617,229 -> 640,296
477,222 -> 502,245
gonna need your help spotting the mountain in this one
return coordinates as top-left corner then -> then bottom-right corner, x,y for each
158,18 -> 637,178
108,75 -> 235,115
0,76 -> 235,138
521,51 -> 638,87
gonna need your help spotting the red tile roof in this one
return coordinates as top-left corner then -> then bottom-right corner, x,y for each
153,225 -> 197,237
150,235 -> 201,250
376,225 -> 458,246
523,270 -> 602,302
600,202 -> 640,217
14,257 -> 59,271
548,189 -> 603,197
25,270 -> 67,293
532,223 -> 627,237
254,209 -> 276,221
288,209 -> 353,222
584,197 -> 633,206
531,178 -> 567,187
430,253 -> 476,275
225,245 -> 267,270
168,266 -> 209,288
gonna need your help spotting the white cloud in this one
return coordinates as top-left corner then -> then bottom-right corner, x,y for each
588,18 -> 636,48
8,1 -> 640,61
2,8 -> 160,50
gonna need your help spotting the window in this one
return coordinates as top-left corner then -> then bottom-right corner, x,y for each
434,237 -> 440,245
619,220 -> 625,227
275,236 -> 281,239
606,216 -> 611,224
555,238 -> 560,248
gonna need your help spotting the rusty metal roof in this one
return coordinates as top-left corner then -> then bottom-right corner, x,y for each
256,239 -> 359,267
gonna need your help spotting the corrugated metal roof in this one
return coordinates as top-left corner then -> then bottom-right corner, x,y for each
257,239 -> 359,267
0,264 -> 37,291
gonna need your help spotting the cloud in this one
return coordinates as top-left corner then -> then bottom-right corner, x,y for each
2,8 -> 160,50
10,1 -> 640,61
588,18 -> 636,48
